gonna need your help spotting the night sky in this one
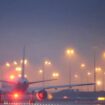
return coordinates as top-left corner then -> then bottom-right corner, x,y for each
0,0 -> 105,88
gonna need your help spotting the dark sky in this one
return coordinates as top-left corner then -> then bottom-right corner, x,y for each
0,0 -> 105,84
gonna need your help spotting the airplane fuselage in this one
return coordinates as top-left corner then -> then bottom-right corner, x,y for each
14,77 -> 29,92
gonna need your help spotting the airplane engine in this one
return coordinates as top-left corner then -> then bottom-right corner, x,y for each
36,90 -> 47,101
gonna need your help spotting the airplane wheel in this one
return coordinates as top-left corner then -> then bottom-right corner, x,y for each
29,100 -> 35,103
0,100 -> 4,104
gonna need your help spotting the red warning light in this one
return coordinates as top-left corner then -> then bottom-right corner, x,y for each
13,93 -> 19,99
36,92 -> 44,101
11,91 -> 22,100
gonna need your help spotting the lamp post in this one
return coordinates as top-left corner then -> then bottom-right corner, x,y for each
80,63 -> 86,83
87,72 -> 91,91
80,63 -> 86,91
95,67 -> 102,91
103,72 -> 105,91
93,47 -> 98,91
74,74 -> 78,83
42,60 -> 51,87
65,48 -> 75,85
96,80 -> 102,91
102,52 -> 105,91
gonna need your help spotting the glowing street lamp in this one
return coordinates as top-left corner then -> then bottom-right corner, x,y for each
18,74 -> 21,77
95,67 -> 102,72
6,62 -> 10,67
97,80 -> 102,86
13,61 -> 17,65
74,74 -> 79,83
15,67 -> 22,72
20,59 -> 28,65
80,63 -> 86,82
74,74 -> 78,79
87,72 -> 92,91
24,74 -> 27,78
18,74 -> 27,78
80,63 -> 86,91
66,48 -> 74,56
10,75 -> 15,80
52,72 -> 59,79
80,63 -> 86,68
44,60 -> 51,65
102,52 -> 105,58
87,72 -> 91,76
39,69 -> 43,74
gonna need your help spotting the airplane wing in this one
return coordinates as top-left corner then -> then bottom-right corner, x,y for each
43,83 -> 95,89
32,83 -> 95,92
0,80 -> 16,85
28,79 -> 57,84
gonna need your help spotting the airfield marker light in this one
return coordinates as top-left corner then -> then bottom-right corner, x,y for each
97,97 -> 105,101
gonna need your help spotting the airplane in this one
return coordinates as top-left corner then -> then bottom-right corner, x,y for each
0,49 -> 95,103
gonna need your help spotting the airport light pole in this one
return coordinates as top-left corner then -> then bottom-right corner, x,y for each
103,72 -> 105,91
80,63 -> 86,91
87,72 -> 91,91
65,48 -> 75,85
93,46 -> 98,91
94,56 -> 96,91
74,74 -> 78,82
96,80 -> 102,91
95,67 -> 102,91
42,60 -> 51,87
102,52 -> 105,91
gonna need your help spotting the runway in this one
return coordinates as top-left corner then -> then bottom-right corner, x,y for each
1,101 -> 104,105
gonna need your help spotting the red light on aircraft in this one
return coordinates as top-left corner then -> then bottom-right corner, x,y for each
11,92 -> 22,100
13,93 -> 19,99
36,93 -> 44,101
36,90 -> 47,101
